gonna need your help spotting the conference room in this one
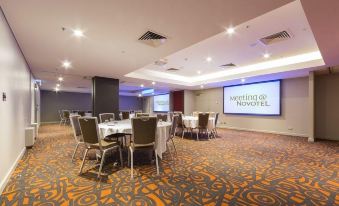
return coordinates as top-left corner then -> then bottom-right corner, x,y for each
1,0 -> 338,205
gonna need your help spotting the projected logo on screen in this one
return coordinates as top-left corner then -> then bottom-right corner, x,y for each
230,94 -> 270,107
223,80 -> 281,115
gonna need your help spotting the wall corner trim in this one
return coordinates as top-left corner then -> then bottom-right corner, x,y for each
0,147 -> 26,194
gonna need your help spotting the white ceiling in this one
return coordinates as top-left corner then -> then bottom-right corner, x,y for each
127,0 -> 324,88
0,0 -> 338,94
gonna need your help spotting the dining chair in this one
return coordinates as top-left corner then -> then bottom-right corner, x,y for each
129,117 -> 159,179
78,117 -> 123,178
136,113 -> 150,117
62,110 -> 70,125
192,111 -> 199,117
194,113 -> 210,141
167,115 -> 178,159
157,113 -> 168,122
212,113 -> 219,137
99,113 -> 115,123
78,111 -> 86,117
168,112 -> 174,121
121,111 -> 130,120
208,112 -> 216,118
70,115 -> 84,162
173,111 -> 182,115
59,110 -> 65,126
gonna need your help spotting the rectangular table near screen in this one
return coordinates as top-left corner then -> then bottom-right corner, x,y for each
223,80 -> 281,115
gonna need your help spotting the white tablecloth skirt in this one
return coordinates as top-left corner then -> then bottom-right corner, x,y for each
99,121 -> 171,159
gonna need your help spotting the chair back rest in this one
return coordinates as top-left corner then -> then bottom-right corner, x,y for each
121,111 -> 130,120
173,111 -> 182,115
215,113 -> 219,126
157,113 -> 167,122
70,115 -> 82,140
177,113 -> 183,126
198,113 -> 209,129
170,115 -> 179,136
136,113 -> 149,117
168,112 -> 174,121
208,112 -> 216,118
132,117 -> 157,145
99,113 -> 115,123
193,111 -> 199,117
78,111 -> 86,117
62,110 -> 70,119
78,117 -> 100,145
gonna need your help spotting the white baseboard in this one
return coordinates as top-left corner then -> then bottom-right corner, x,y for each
0,147 -> 26,194
217,124 -> 308,138
40,121 -> 59,124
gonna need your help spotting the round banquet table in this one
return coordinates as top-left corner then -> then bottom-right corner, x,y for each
98,119 -> 172,159
182,116 -> 215,130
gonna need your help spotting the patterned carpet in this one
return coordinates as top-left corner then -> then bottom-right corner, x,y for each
0,124 -> 338,206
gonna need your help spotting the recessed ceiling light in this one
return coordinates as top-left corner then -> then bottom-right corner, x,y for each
72,29 -> 84,38
263,53 -> 271,59
241,78 -> 246,83
58,77 -> 63,82
138,94 -> 142,97
206,57 -> 212,62
62,60 -> 72,69
152,92 -> 155,95
226,27 -> 235,34
55,87 -> 60,92
152,81 -> 156,85
56,83 -> 60,87
200,85 -> 204,88
140,84 -> 144,88
197,70 -> 201,74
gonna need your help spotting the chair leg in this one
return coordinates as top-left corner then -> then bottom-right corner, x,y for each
119,146 -> 123,167
79,148 -> 89,174
129,147 -> 134,179
171,138 -> 177,155
155,150 -> 159,175
196,130 -> 199,141
181,129 -> 185,139
71,142 -> 80,162
166,142 -> 173,160
98,150 -> 106,178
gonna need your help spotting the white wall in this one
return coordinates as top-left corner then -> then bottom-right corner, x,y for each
184,90 -> 195,115
194,77 -> 309,137
0,9 -> 32,192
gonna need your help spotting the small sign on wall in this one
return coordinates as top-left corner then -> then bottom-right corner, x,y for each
2,92 -> 6,101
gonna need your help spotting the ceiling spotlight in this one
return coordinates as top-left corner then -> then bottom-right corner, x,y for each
263,53 -> 271,59
140,84 -> 144,88
138,94 -> 142,97
62,60 -> 72,69
206,57 -> 212,62
241,78 -> 246,83
72,29 -> 84,38
197,70 -> 201,74
226,27 -> 235,34
152,92 -> 155,95
56,83 -> 60,87
55,87 -> 60,92
152,81 -> 156,85
200,85 -> 204,88
58,77 -> 64,82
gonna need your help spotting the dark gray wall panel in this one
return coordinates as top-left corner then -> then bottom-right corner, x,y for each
40,90 -> 92,122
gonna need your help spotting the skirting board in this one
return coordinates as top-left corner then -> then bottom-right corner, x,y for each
0,147 -> 26,194
217,125 -> 309,138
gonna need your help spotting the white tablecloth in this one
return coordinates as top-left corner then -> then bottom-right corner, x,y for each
98,120 -> 171,159
182,116 -> 215,130
118,113 -> 135,120
70,113 -> 92,117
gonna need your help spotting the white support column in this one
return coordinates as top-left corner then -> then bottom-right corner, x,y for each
308,71 -> 315,142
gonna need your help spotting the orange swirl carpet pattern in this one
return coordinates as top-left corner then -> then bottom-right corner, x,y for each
0,124 -> 338,205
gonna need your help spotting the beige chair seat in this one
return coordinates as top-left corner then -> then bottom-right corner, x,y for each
91,140 -> 119,149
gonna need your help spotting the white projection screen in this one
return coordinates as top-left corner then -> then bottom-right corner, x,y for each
153,94 -> 170,112
223,80 -> 281,115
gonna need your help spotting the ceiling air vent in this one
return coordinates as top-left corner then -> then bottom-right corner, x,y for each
259,30 -> 291,45
154,59 -> 168,66
220,63 -> 236,68
138,30 -> 167,47
166,68 -> 179,72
